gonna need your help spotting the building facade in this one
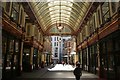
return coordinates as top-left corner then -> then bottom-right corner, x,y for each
63,37 -> 77,64
51,36 -> 71,63
2,2 -> 45,79
76,2 -> 120,80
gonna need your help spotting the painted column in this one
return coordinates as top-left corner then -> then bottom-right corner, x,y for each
75,53 -> 78,63
42,53 -> 44,62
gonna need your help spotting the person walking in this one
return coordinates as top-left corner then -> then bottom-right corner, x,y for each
73,62 -> 82,80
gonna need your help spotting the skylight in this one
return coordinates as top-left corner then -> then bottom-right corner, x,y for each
48,0 -> 73,25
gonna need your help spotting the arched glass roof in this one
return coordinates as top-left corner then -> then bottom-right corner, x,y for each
29,0 -> 90,35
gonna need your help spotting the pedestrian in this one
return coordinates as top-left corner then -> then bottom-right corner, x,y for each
73,62 -> 82,80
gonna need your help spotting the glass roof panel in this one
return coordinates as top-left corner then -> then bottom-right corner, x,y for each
29,1 -> 90,35
49,25 -> 72,34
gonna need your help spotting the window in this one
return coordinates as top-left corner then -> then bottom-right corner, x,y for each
111,2 -> 118,14
55,47 -> 58,52
97,7 -> 102,27
102,2 -> 110,23
55,53 -> 58,57
2,2 -> 11,15
2,36 -> 7,68
6,39 -> 14,69
6,2 -> 11,14
54,37 -> 56,41
89,15 -> 95,35
9,40 -> 14,52
11,2 -> 19,23
54,42 -> 56,46
63,43 -> 64,47
15,42 -> 19,52
63,39 -> 65,42
20,8 -> 23,25
51,37 -> 52,41
57,42 -> 58,46
82,27 -> 86,40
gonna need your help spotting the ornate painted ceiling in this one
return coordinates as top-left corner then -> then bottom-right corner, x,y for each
28,0 -> 90,35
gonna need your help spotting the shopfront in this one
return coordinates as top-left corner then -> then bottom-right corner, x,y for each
99,30 -> 120,80
2,30 -> 21,79
22,46 -> 31,72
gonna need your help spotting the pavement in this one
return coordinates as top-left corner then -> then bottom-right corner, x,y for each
16,65 -> 99,80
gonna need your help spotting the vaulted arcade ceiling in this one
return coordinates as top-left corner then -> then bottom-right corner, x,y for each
28,0 -> 90,35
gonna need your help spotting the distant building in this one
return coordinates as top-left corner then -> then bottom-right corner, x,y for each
51,36 -> 71,64
63,36 -> 77,64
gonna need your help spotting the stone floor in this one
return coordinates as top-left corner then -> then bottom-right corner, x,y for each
16,67 -> 99,80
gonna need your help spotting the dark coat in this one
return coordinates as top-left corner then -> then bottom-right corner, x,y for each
73,67 -> 82,77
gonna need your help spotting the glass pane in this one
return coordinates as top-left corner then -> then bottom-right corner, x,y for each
6,54 -> 12,69
9,40 -> 14,53
2,36 -> 7,69
111,2 -> 117,14
13,2 -> 19,12
30,2 -> 90,33
102,3 -> 109,14
102,2 -> 110,22
11,9 -> 18,22
5,2 -> 11,13
97,9 -> 101,26
15,42 -> 19,52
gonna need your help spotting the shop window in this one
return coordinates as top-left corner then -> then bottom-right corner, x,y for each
83,49 -> 87,70
106,39 -> 116,79
107,40 -> 113,52
6,39 -> 14,69
102,2 -> 110,23
9,40 -> 14,52
2,36 -> 7,68
33,48 -> 38,67
11,2 -> 19,23
114,38 -> 120,51
100,42 -> 108,74
15,41 -> 19,53
23,48 -> 30,63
